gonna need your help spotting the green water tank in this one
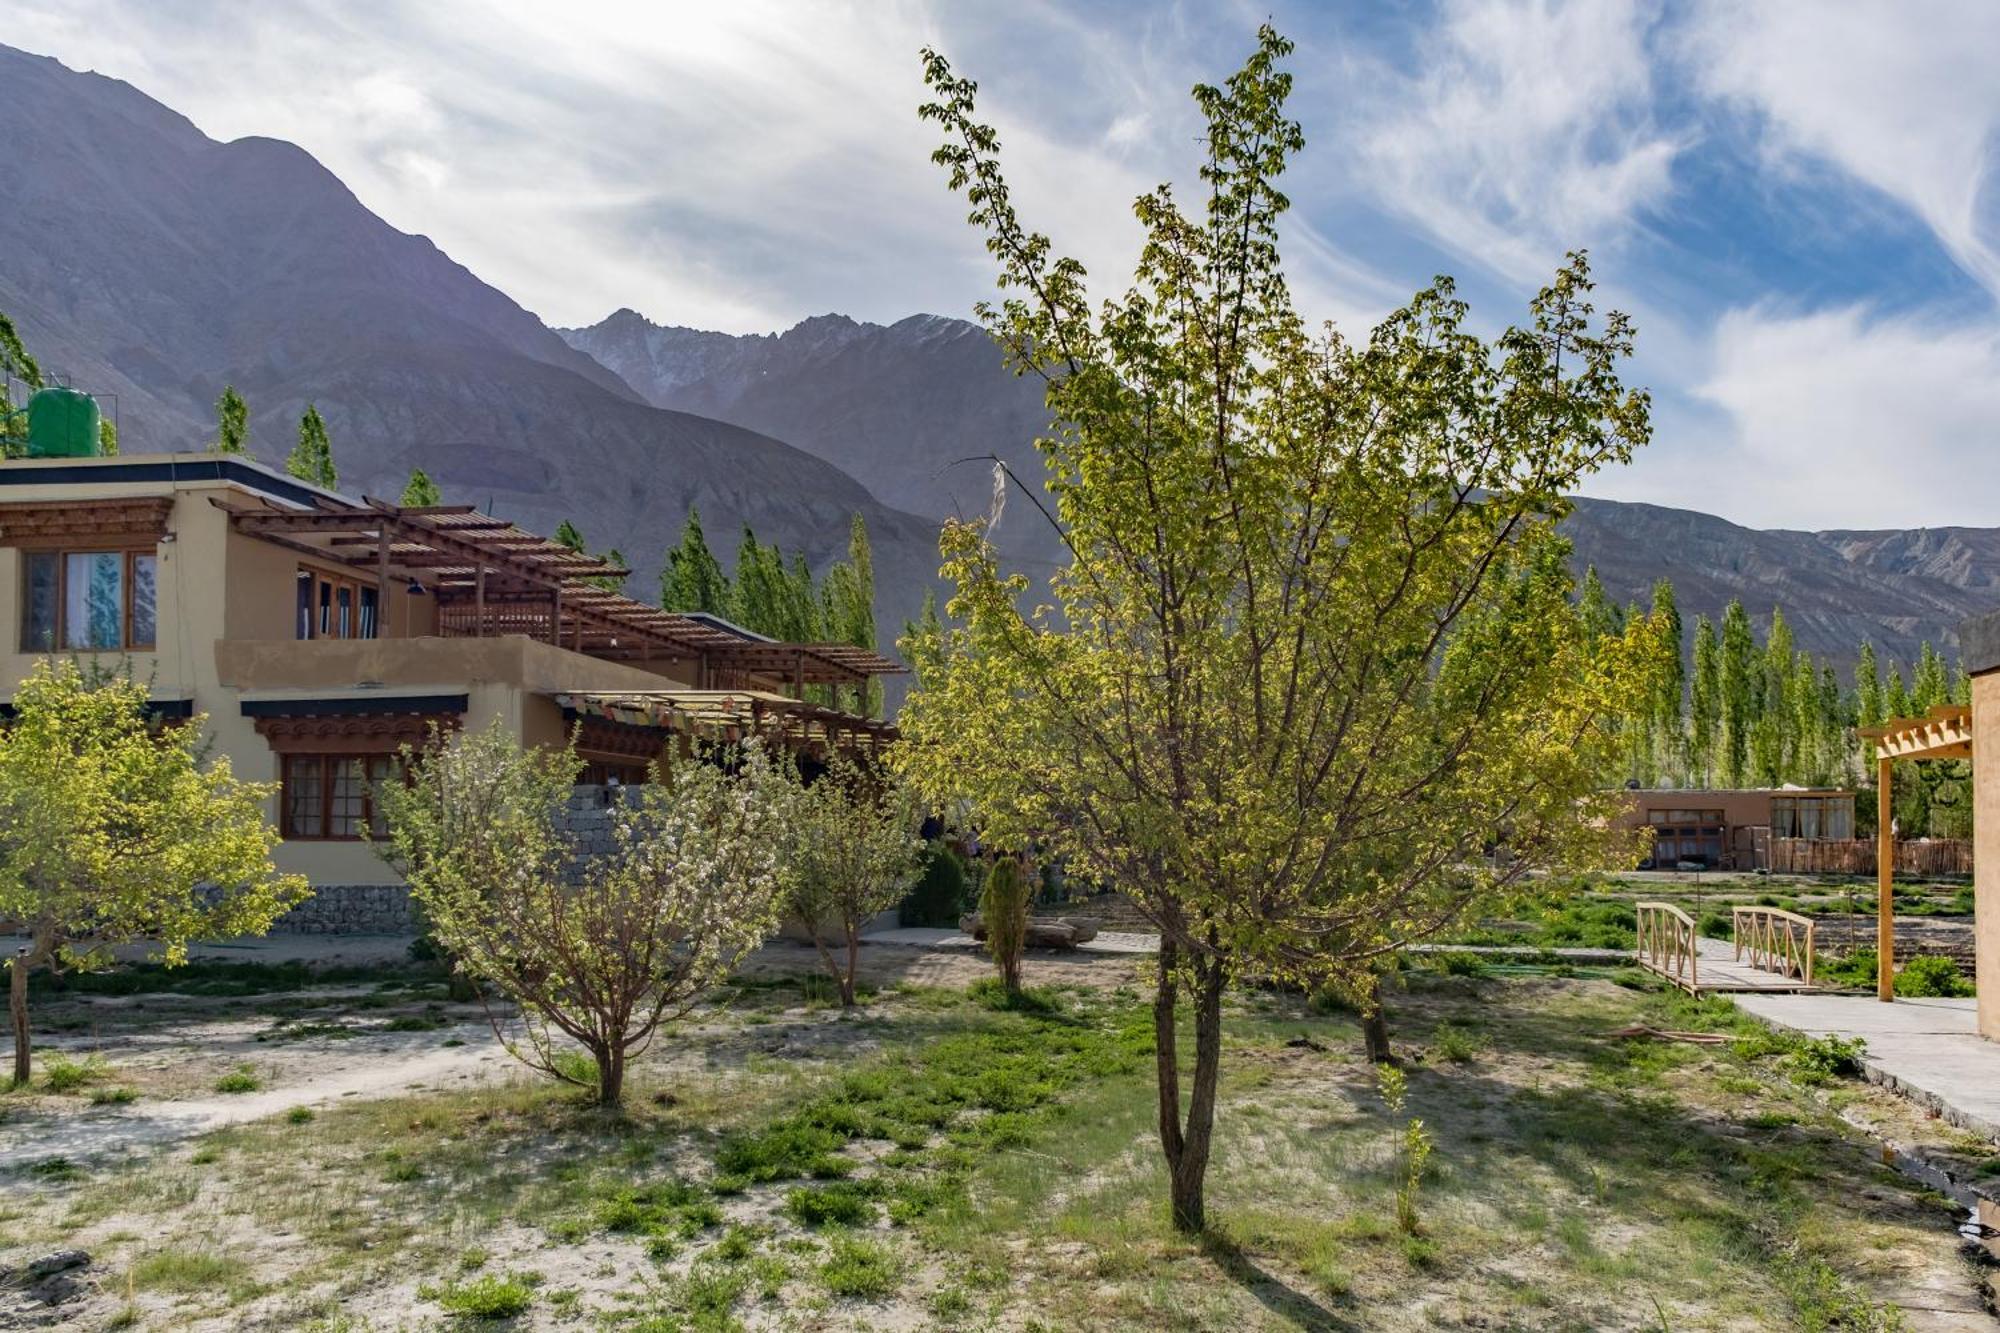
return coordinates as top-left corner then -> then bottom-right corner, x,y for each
25,386 -> 101,458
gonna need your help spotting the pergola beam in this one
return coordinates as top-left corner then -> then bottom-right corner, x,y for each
1859,705 -> 1974,1003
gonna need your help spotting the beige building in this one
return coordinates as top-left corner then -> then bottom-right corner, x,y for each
1613,787 -> 1855,871
0,451 -> 901,928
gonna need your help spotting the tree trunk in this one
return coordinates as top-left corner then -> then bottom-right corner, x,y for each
8,952 -> 29,1089
1362,972 -> 1394,1064
841,922 -> 860,1008
596,1043 -> 625,1108
1153,941 -> 1226,1233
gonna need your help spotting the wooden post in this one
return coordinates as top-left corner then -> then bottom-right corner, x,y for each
377,526 -> 391,639
474,563 -> 485,637
1878,754 -> 1895,1002
550,582 -> 562,647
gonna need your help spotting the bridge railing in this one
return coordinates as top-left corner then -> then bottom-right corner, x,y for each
1732,905 -> 1815,986
1635,901 -> 1699,993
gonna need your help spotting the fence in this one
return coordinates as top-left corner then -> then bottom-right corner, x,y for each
1731,905 -> 1815,986
1767,837 -> 1970,877
1635,901 -> 1699,992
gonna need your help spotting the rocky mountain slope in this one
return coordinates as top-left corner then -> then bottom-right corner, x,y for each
569,307 -> 2000,671
0,44 -> 944,647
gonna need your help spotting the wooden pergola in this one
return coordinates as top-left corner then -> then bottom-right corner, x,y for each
1858,704 -> 1973,1001
214,494 -> 902,691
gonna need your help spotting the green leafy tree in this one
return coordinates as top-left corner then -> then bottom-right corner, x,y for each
1855,640 -> 1883,768
287,404 -> 337,488
553,520 -> 586,552
0,661 -> 308,1086
821,515 -> 882,714
215,386 -> 249,455
1718,600 -> 1758,786
978,855 -> 1032,999
377,723 -> 788,1107
659,508 -> 733,615
1648,580 -> 1684,780
900,590 -> 946,693
778,759 -> 923,1006
1689,615 -> 1720,785
0,310 -> 43,457
731,527 -> 786,635
97,415 -> 118,456
400,469 -> 441,507
901,27 -> 1651,1232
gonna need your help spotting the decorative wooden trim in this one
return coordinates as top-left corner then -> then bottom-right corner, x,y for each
253,712 -> 458,755
571,713 -> 672,763
0,497 -> 172,546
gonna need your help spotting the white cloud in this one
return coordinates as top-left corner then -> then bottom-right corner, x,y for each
1684,0 -> 2000,299
1348,0 -> 1682,284
1692,305 -> 2000,528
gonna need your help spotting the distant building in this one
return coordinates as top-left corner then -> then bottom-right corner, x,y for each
0,448 -> 903,930
1613,787 -> 1856,871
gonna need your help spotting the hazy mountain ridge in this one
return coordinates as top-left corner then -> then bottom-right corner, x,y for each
571,308 -> 2000,671
8,38 -> 1996,680
0,44 -> 944,654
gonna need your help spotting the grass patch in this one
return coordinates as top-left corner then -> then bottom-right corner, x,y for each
130,1247 -> 249,1293
818,1236 -> 901,1298
39,1052 -> 110,1093
213,1064 -> 262,1094
420,1272 -> 536,1319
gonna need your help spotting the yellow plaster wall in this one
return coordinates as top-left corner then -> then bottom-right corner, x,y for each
1973,670 -> 2000,1039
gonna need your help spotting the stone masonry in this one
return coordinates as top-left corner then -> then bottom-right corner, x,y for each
269,785 -> 630,935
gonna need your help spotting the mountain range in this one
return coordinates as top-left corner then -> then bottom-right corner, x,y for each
4,41 -> 1996,675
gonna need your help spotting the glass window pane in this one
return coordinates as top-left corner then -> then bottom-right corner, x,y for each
318,580 -> 332,637
129,554 -> 156,647
329,758 -> 367,837
286,757 -> 324,837
21,551 -> 57,651
297,571 -> 313,640
360,586 -> 379,640
63,552 -> 124,649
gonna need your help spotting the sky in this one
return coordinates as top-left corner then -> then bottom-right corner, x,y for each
3,0 -> 1999,531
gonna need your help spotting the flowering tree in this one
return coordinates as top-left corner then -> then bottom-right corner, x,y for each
378,723 -> 788,1107
0,660 -> 307,1087
900,28 -> 1654,1230
779,758 -> 924,1007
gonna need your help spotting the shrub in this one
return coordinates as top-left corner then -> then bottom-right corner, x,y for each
900,841 -> 968,927
88,1085 -> 138,1105
1784,1034 -> 1866,1085
1895,954 -> 1973,998
40,1052 -> 109,1093
421,1273 -> 535,1319
785,1181 -> 876,1228
1428,1022 -> 1485,1063
980,857 -> 1032,997
213,1064 -> 262,1094
818,1236 -> 901,1299
286,1106 -> 315,1124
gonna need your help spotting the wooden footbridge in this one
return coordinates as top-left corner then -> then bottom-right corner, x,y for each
1634,902 -> 1819,995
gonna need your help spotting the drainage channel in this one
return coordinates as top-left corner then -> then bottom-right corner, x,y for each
1844,1107 -> 2000,1318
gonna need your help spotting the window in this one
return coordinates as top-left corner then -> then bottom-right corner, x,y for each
20,549 -> 158,651
296,568 -> 379,641
280,754 -> 402,839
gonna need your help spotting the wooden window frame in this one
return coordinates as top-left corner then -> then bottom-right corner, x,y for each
19,546 -> 159,653
280,753 -> 406,841
296,566 -> 380,641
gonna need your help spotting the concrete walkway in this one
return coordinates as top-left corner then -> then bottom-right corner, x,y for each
1732,992 -> 2000,1140
868,926 -> 1160,956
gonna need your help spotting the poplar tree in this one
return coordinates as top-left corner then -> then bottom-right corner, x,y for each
1718,600 -> 1758,787
286,405 -> 337,489
400,469 -> 441,507
215,386 -> 249,455
1647,580 -> 1684,781
660,508 -> 732,615
553,520 -> 586,552
1689,615 -> 1720,785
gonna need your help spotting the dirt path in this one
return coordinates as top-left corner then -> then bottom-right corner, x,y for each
1,1026 -> 515,1165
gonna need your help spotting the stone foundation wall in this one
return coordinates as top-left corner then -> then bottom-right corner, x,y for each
271,786 -> 630,935
270,883 -> 417,935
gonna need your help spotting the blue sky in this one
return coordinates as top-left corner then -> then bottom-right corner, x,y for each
5,0 -> 2000,530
